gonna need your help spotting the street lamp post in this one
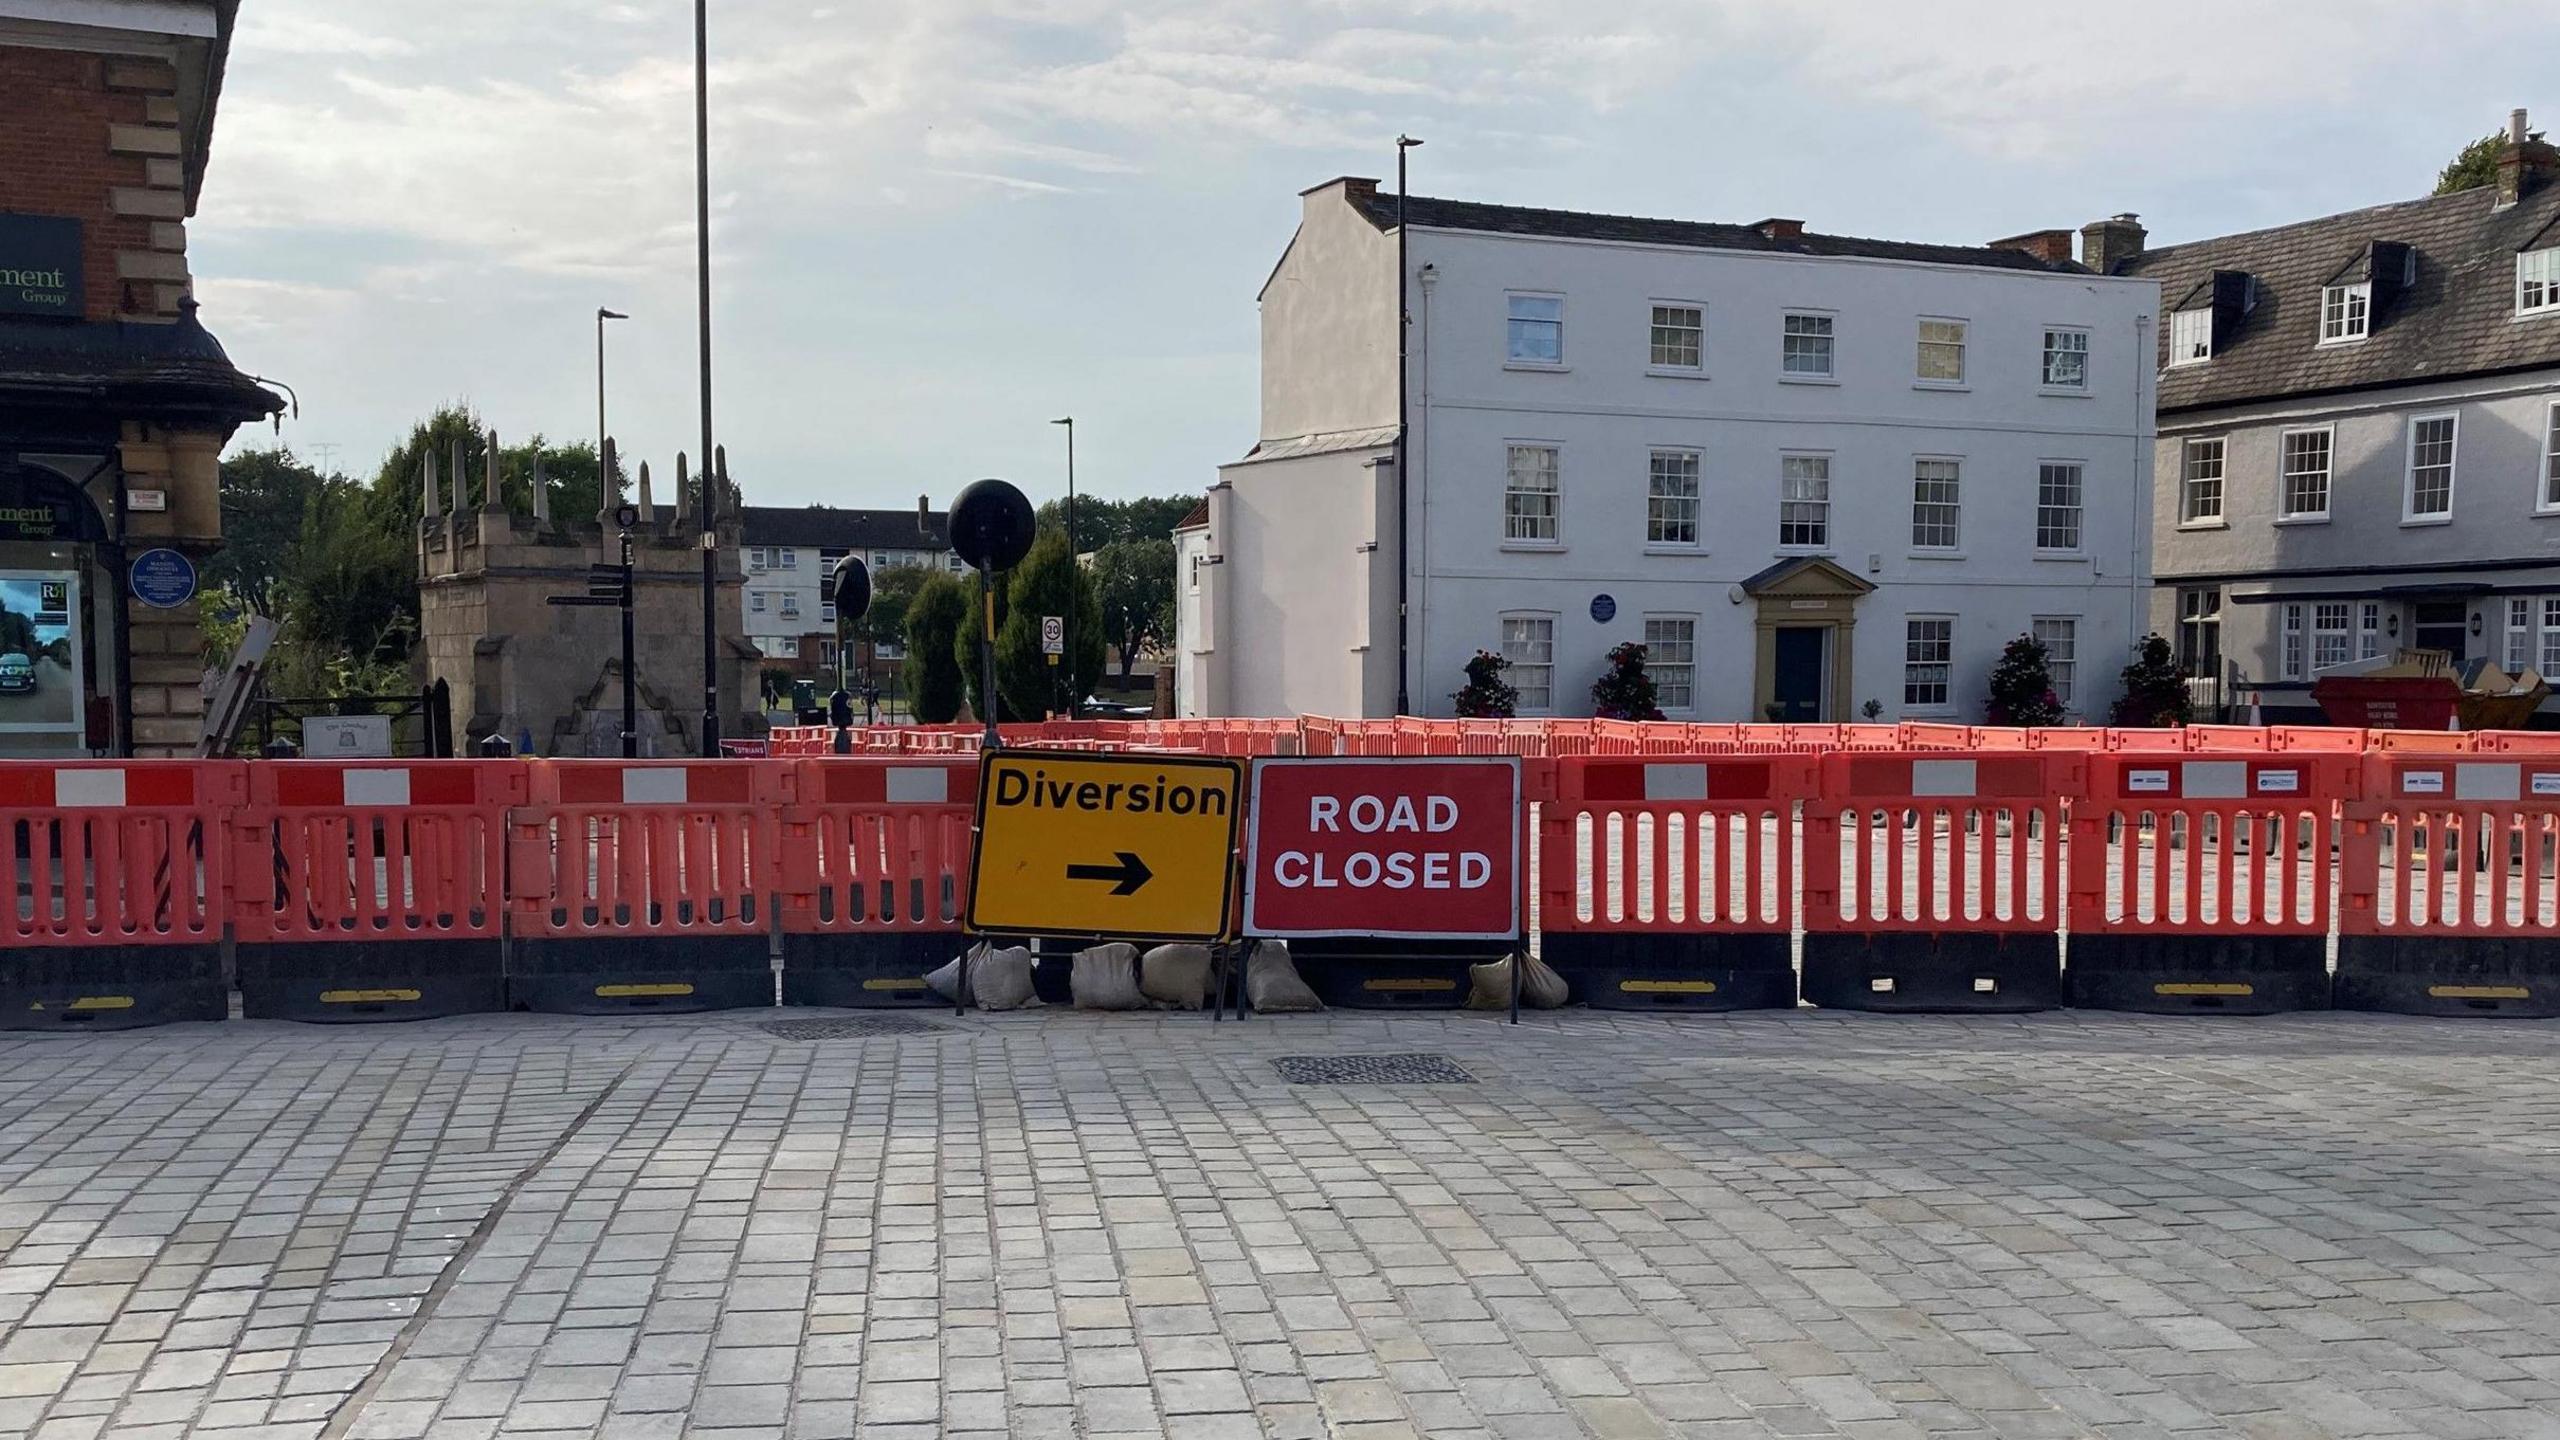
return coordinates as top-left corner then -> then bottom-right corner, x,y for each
595,308 -> 627,498
1051,415 -> 1075,718
1395,134 -> 1422,717
693,0 -> 719,756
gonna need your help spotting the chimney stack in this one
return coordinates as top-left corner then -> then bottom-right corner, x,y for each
2497,107 -> 2559,208
2080,213 -> 2146,274
1989,229 -> 2075,265
1752,217 -> 1805,242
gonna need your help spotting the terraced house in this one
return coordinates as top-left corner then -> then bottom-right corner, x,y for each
2122,110 -> 2560,722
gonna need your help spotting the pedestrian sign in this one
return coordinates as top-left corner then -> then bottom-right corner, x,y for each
966,749 -> 1244,943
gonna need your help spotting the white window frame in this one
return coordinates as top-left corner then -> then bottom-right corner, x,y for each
1915,316 -> 1968,387
2402,412 -> 2458,525
2281,604 -> 2304,680
2509,597 -> 2534,673
1778,452 -> 1832,551
2040,327 -> 2090,391
1502,443 -> 1562,549
2312,601 -> 2352,672
1903,616 -> 1955,713
2540,400 -> 2560,514
1647,301 -> 1705,375
2035,461 -> 2085,555
2180,437 -> 2226,526
2169,308 -> 2213,365
1644,448 -> 1702,550
2031,616 -> 2078,707
750,591 -> 768,614
2543,597 -> 2560,676
748,547 -> 769,572
780,595 -> 801,619
2360,602 -> 2383,661
1500,612 -> 1557,715
1642,614 -> 1697,714
2519,247 -> 2560,317
2319,281 -> 2371,344
779,549 -> 798,570
1506,292 -> 1566,369
1910,457 -> 1962,553
1781,310 -> 1836,381
2278,425 -> 2334,522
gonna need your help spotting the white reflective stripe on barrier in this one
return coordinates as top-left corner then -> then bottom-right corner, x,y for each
343,769 -> 412,807
885,767 -> 949,804
55,770 -> 127,807
1643,764 -> 1707,801
621,769 -> 690,805
1910,760 -> 1976,797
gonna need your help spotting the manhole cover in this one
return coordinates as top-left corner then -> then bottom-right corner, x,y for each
1272,1053 -> 1475,1085
759,1016 -> 946,1041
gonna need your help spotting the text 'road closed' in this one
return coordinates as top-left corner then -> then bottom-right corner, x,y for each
1244,758 -> 1521,940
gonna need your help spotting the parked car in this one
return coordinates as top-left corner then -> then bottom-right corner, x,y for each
0,653 -> 33,695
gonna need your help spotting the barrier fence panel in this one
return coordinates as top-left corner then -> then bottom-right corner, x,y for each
1802,752 -> 2077,1011
506,760 -> 783,1013
2338,756 -> 2560,1017
777,758 -> 977,1007
231,761 -> 523,1022
1537,757 -> 1812,1010
2,761 -> 241,1030
2065,754 -> 2350,1014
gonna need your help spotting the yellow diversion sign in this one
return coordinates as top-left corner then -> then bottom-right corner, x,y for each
966,749 -> 1245,943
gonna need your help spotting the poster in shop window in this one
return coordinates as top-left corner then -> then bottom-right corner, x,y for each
0,572 -> 83,736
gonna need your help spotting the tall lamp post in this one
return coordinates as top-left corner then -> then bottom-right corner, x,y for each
595,308 -> 627,495
1394,134 -> 1422,716
692,0 -> 720,756
1050,415 -> 1076,716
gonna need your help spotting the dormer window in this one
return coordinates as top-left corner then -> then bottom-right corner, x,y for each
2169,308 -> 2213,365
2523,247 -> 2560,316
2320,282 -> 2371,343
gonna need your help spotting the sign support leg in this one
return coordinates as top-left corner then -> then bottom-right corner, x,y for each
954,942 -> 970,1018
1509,937 -> 1523,1026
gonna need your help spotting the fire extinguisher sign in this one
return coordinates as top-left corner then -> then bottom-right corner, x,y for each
1242,757 -> 1521,940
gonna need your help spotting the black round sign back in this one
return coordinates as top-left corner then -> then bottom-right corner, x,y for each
948,478 -> 1035,572
831,554 -> 871,621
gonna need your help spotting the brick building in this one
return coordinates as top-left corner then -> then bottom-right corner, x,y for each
0,1 -> 279,756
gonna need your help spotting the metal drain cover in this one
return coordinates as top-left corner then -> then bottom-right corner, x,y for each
1273,1053 -> 1475,1085
759,1016 -> 946,1041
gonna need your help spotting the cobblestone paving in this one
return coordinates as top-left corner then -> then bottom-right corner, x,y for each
3,1008 -> 2558,1439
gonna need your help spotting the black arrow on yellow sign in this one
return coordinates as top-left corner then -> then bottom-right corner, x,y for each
1065,852 -> 1153,896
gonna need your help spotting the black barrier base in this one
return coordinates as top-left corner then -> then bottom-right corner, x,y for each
1292,938 -> 1505,1009
780,932 -> 957,1009
1543,932 -> 1795,1011
1802,932 -> 2060,1012
2065,934 -> 2329,1015
0,945 -> 227,1032
2336,936 -> 2560,1018
510,937 -> 773,1015
237,939 -> 505,1023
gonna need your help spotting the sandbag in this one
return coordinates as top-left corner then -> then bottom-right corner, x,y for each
1244,940 -> 1323,1013
1071,943 -> 1146,1010
1467,952 -> 1569,1010
924,943 -> 1042,1011
1140,943 -> 1215,1010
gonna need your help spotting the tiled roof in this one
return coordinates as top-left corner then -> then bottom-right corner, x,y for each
740,504 -> 949,551
0,305 -> 281,426
1352,193 -> 2084,274
1172,499 -> 1209,531
2123,181 -> 2560,414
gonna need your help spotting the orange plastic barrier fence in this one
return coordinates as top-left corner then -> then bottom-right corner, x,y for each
2067,753 -> 2353,939
2337,753 -> 2560,1017
1804,752 -> 2076,932
2,761 -> 238,948
1538,756 -> 1814,933
779,759 -> 977,934
0,761 -> 242,1029
234,760 -> 520,947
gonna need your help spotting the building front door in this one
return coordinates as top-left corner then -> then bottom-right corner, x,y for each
2413,600 -> 2468,662
1771,627 -> 1825,722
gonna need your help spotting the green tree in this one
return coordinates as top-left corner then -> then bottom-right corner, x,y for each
2437,127 -> 2540,194
1092,536 -> 1174,688
211,445 -> 329,616
902,571 -> 970,723
994,531 -> 1104,718
855,563 -> 930,652
2111,635 -> 2191,727
1452,650 -> 1518,718
1034,493 -> 1205,551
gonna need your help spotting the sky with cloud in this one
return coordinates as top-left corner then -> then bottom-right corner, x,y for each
194,0 -> 2556,509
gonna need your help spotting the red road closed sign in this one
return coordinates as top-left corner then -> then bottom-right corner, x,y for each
1243,757 -> 1521,940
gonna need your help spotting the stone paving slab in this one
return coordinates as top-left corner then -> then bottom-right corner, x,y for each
1,1008 -> 2557,1438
